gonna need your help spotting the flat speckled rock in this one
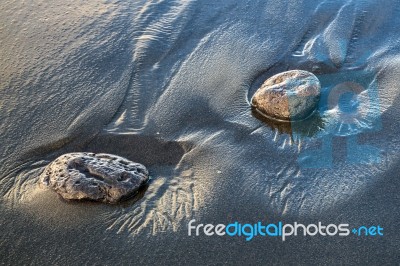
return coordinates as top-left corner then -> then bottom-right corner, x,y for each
40,153 -> 149,203
251,70 -> 321,121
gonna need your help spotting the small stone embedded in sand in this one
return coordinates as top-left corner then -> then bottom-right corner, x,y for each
251,70 -> 321,121
40,153 -> 149,203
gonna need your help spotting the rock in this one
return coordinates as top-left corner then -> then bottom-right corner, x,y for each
40,153 -> 149,203
251,70 -> 321,121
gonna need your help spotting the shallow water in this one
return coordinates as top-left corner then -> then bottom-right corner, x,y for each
1,0 -> 399,264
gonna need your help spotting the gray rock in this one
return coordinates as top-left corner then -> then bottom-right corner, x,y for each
40,153 -> 149,203
251,70 -> 321,121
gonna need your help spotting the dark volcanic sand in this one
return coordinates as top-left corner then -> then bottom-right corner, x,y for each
0,0 -> 399,265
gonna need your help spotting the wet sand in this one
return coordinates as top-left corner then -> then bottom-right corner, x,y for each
0,0 -> 399,264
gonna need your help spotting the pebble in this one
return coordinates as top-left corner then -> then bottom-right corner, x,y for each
251,70 -> 321,121
40,152 -> 149,203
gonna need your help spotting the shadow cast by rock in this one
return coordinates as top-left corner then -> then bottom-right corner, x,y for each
83,133 -> 188,167
251,107 -> 324,138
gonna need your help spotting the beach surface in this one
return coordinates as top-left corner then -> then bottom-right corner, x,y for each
0,0 -> 399,264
